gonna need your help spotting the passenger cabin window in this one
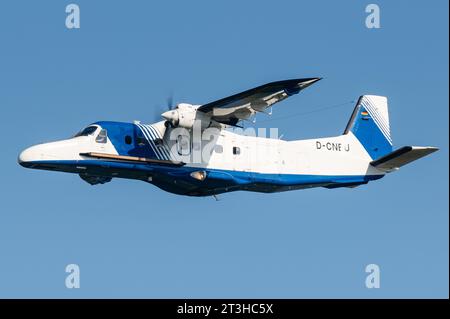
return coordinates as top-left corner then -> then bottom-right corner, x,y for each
176,135 -> 190,156
96,129 -> 108,143
74,126 -> 97,137
125,135 -> 132,145
233,146 -> 240,155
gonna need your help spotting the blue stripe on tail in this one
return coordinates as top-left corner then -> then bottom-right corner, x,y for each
344,96 -> 393,159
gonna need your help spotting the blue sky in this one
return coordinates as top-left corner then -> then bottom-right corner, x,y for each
0,0 -> 448,298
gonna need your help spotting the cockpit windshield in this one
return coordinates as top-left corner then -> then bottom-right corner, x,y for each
74,126 -> 98,137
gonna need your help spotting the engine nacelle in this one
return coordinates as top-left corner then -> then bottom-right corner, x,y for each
162,103 -> 210,130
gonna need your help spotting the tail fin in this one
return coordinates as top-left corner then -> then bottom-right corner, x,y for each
344,95 -> 393,159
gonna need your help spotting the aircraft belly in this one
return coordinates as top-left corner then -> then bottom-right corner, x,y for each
21,158 -> 383,196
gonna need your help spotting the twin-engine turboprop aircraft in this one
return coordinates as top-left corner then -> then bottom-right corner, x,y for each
19,78 -> 438,196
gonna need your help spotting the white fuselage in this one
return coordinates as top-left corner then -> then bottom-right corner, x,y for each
152,121 -> 384,177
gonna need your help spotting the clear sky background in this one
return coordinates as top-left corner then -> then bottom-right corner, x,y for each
0,0 -> 448,298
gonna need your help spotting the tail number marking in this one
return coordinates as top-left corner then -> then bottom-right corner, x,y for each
316,141 -> 350,152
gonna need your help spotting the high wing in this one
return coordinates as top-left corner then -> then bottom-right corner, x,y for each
197,78 -> 321,125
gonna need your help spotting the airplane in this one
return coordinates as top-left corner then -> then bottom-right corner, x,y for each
18,78 -> 438,197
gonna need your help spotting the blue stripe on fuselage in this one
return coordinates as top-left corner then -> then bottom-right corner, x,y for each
21,159 -> 384,196
94,121 -> 160,159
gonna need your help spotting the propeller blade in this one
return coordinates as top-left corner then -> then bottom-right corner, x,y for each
167,95 -> 172,110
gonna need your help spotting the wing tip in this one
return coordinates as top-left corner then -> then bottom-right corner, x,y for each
297,77 -> 322,88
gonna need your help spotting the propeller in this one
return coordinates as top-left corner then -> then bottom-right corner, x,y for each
166,94 -> 176,111
162,93 -> 179,128
151,94 -> 178,123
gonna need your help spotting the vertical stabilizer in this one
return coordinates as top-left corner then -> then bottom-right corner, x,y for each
344,95 -> 393,159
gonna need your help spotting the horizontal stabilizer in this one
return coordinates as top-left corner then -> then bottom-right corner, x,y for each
370,146 -> 438,172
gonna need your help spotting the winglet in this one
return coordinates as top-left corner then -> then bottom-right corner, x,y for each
370,146 -> 438,172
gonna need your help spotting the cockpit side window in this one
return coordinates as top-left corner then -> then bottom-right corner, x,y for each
74,126 -> 98,137
95,129 -> 108,143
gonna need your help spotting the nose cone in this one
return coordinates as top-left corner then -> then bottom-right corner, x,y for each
161,110 -> 179,122
18,145 -> 41,167
19,139 -> 81,168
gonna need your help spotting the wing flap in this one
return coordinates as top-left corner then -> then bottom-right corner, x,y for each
370,146 -> 438,172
